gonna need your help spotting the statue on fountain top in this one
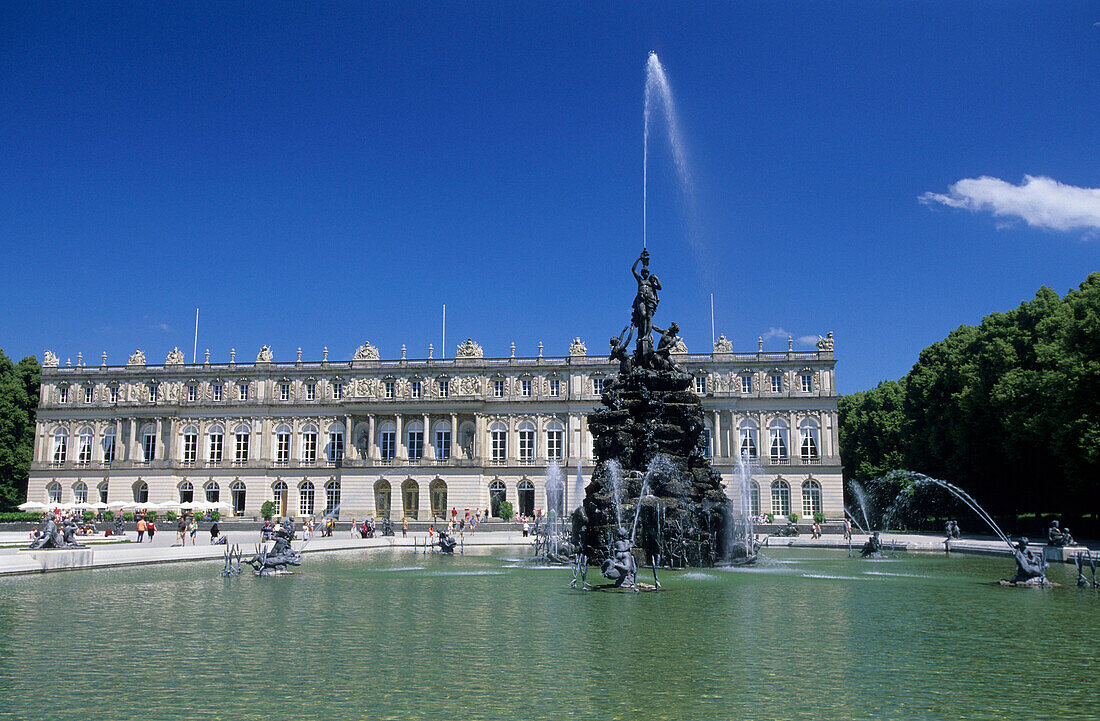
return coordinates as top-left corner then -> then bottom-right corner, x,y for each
1009,537 -> 1048,584
609,325 -> 633,376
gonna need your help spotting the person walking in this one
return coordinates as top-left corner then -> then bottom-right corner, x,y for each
402,517 -> 408,538
146,518 -> 157,542
187,516 -> 198,545
209,520 -> 221,544
136,516 -> 147,543
176,516 -> 187,546
843,517 -> 852,541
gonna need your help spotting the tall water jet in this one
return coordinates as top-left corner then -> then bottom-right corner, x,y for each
847,480 -> 874,532
644,51 -> 694,252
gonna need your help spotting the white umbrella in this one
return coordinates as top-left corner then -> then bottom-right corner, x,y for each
107,501 -> 130,510
153,501 -> 181,511
211,501 -> 232,510
18,501 -> 47,511
93,501 -> 109,510
72,502 -> 94,510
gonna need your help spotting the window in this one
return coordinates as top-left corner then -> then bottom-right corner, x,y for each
102,430 -> 115,465
402,479 -> 419,520
518,421 -> 535,464
592,378 -> 605,395
332,382 -> 343,400
77,428 -> 92,465
438,380 -> 449,398
149,385 -> 158,404
299,481 -> 315,516
375,479 -> 392,518
98,482 -> 109,504
133,481 -> 149,504
208,427 -> 224,466
411,380 -> 422,399
771,480 -> 791,516
546,421 -> 564,461
302,425 -> 317,465
305,383 -> 316,401
702,426 -> 713,458
328,424 -> 344,463
739,424 -> 758,459
490,422 -> 507,464
749,482 -> 760,516
59,386 -> 68,404
188,385 -> 197,402
280,382 -> 291,401
84,386 -> 93,404
212,384 -> 223,401
802,480 -> 822,517
47,482 -> 62,504
548,378 -> 560,397
325,480 -> 340,515
238,383 -> 249,401
799,421 -> 820,461
800,373 -> 813,393
517,479 -> 535,517
695,376 -> 706,394
234,425 -> 249,465
142,428 -> 157,462
178,481 -> 194,504
493,380 -> 505,397
109,386 -> 119,404
435,424 -> 451,461
230,481 -> 246,516
430,479 -> 448,519
183,428 -> 197,466
407,422 -> 424,462
770,375 -> 782,393
489,479 -> 506,517
272,481 -> 287,516
379,423 -> 396,461
520,379 -> 531,397
384,380 -> 394,399
275,426 -> 291,466
769,421 -> 789,462
73,482 -> 87,504
204,481 -> 220,503
741,376 -> 753,394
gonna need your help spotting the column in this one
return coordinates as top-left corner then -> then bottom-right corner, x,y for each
535,415 -> 545,462
508,415 -> 517,462
368,414 -> 377,460
165,418 -> 176,462
474,413 -> 485,461
128,418 -> 137,461
154,418 -> 163,462
344,414 -> 356,460
261,418 -> 272,464
713,410 -> 721,458
424,413 -> 434,460
450,412 -> 458,460
396,414 -> 405,460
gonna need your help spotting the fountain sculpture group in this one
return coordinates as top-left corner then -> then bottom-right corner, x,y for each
28,515 -> 87,550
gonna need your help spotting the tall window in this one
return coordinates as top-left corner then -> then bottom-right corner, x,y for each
490,422 -> 507,464
77,427 -> 93,465
98,482 -> 109,504
182,427 -> 198,466
275,426 -> 291,466
332,382 -> 343,400
148,385 -> 158,404
520,379 -> 531,397
548,378 -> 560,397
695,376 -> 706,394
702,426 -> 713,458
230,481 -> 246,516
84,386 -> 93,404
109,386 -> 119,404
438,380 -> 449,398
802,480 -> 822,517
325,480 -> 341,515
407,422 -> 424,462
771,479 -> 791,516
741,375 -> 753,394
102,429 -> 115,465
73,482 -> 87,504
739,424 -> 758,459
749,482 -> 760,516
384,380 -> 394,399
411,380 -> 422,399
328,424 -> 344,464
379,423 -> 396,461
299,481 -> 315,516
800,373 -> 813,393
770,375 -> 782,393
302,425 -> 317,465
280,382 -> 291,401
769,421 -> 788,462
493,380 -> 505,397
188,384 -> 197,402
59,386 -> 68,404
133,481 -> 149,504
546,421 -> 564,461
208,426 -> 224,466
178,481 -> 194,503
238,383 -> 249,401
799,421 -> 820,461
47,482 -> 62,504
212,384 -> 223,402
305,383 -> 316,401
435,423 -> 451,461
142,428 -> 157,462
204,481 -> 220,503
592,378 -> 605,395
234,425 -> 250,465
518,421 -> 535,464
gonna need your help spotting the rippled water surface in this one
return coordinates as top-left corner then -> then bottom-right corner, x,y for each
1,548 -> 1096,720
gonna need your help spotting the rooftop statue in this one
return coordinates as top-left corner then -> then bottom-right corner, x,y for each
165,347 -> 186,365
43,350 -> 59,368
455,338 -> 484,358
568,337 -> 587,356
713,334 -> 733,353
127,349 -> 146,366
353,341 -> 379,361
816,332 -> 835,352
256,345 -> 273,363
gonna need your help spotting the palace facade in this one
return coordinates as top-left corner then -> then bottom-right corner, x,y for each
27,334 -> 842,522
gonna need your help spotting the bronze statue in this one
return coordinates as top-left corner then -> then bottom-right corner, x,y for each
1047,520 -> 1075,547
609,325 -> 633,376
1010,537 -> 1048,584
631,249 -> 660,344
600,526 -> 638,589
652,322 -> 685,374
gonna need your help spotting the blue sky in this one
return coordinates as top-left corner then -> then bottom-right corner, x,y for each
1,3 -> 1098,393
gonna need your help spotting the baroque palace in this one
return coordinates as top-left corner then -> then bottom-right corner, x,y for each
27,333 -> 842,522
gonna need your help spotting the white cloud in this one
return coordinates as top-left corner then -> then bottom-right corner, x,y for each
920,175 -> 1100,232
796,335 -> 819,346
761,327 -> 788,341
151,323 -> 171,332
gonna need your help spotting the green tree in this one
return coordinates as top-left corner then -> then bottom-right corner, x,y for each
837,378 -> 908,484
0,351 -> 39,511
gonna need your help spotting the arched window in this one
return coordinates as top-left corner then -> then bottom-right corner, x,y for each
73,481 -> 87,504
739,422 -> 758,459
272,480 -> 288,517
802,480 -> 822,517
301,424 -> 318,465
181,424 -> 198,466
750,481 -> 761,517
233,423 -> 250,466
771,479 -> 791,517
433,421 -> 451,461
325,479 -> 340,516
97,481 -> 109,504
133,480 -> 149,504
799,420 -> 820,462
429,478 -> 448,519
274,424 -> 291,466
230,481 -> 246,516
52,428 -> 68,464
178,480 -> 194,503
207,424 -> 224,466
546,421 -> 564,461
327,423 -> 344,464
518,421 -> 535,464
406,421 -> 424,462
702,422 -> 713,458
47,482 -> 62,504
204,480 -> 220,503
517,479 -> 535,517
379,422 -> 396,462
102,426 -> 116,465
401,479 -> 419,520
768,420 -> 788,462
141,425 -> 157,463
77,427 -> 93,465
299,481 -> 315,516
489,479 -> 506,517
374,479 -> 391,519
490,422 -> 507,464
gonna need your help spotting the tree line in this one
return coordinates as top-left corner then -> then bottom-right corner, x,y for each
0,351 -> 39,512
839,272 -> 1100,529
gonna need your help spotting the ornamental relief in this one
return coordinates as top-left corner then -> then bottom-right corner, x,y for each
457,376 -> 480,396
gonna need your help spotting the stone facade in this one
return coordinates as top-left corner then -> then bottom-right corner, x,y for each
27,340 -> 842,522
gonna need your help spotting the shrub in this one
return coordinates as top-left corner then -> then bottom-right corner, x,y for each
209,510 -> 221,522
144,512 -> 157,521
788,513 -> 800,523
499,501 -> 514,522
260,501 -> 277,520
765,513 -> 774,524
102,510 -> 114,521
82,511 -> 95,520
166,511 -> 178,521
123,512 -> 135,522
813,512 -> 826,524
0,512 -> 43,523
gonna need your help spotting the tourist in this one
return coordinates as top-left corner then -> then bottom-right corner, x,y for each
176,516 -> 187,546
522,519 -> 529,538
812,522 -> 822,539
428,525 -> 435,544
402,517 -> 408,538
136,516 -> 147,542
188,516 -> 198,545
146,518 -> 157,541
209,520 -> 221,544
843,516 -> 852,540
350,519 -> 359,539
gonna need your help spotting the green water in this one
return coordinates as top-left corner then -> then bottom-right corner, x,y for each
0,548 -> 1096,721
